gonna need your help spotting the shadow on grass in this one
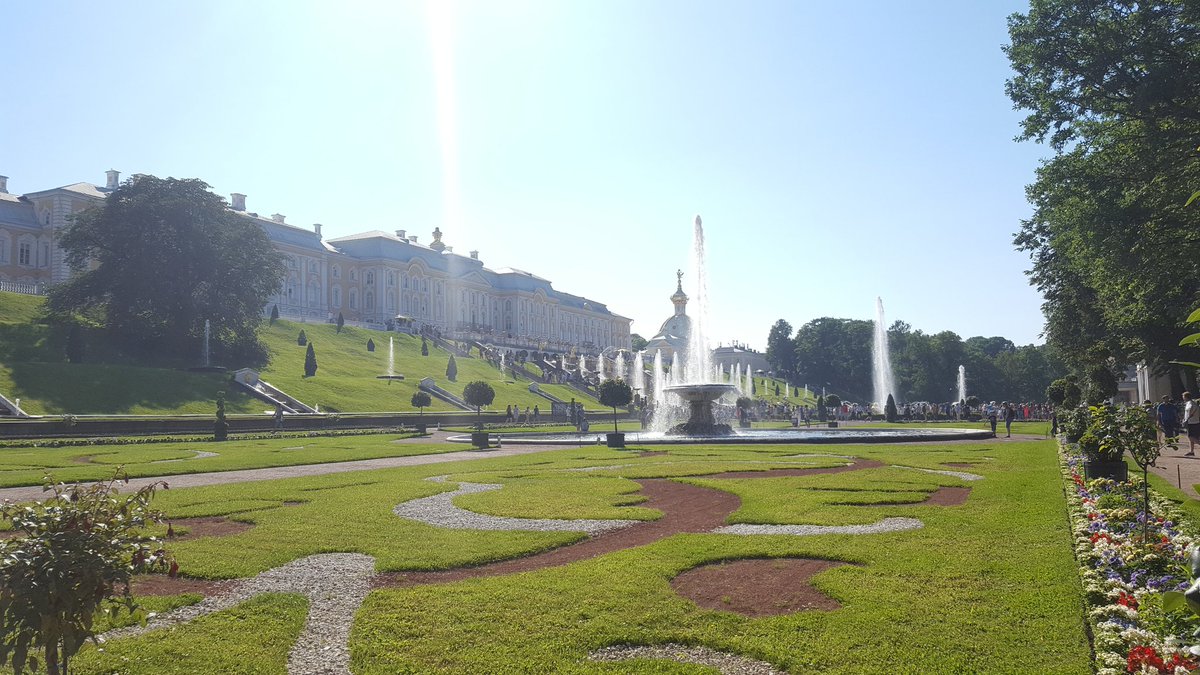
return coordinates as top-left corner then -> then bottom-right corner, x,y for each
7,362 -> 257,414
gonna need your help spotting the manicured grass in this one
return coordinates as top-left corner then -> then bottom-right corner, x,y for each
257,319 -> 601,413
72,593 -> 307,675
349,439 -> 1089,673
0,302 -> 603,414
0,290 -> 44,323
87,438 -> 1093,673
92,594 -> 204,633
0,433 -> 449,488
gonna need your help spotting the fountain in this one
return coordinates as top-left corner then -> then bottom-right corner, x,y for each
615,351 -> 626,385
445,217 -> 992,446
660,216 -> 737,435
632,351 -> 645,399
377,336 -> 405,383
872,297 -> 896,411
957,365 -> 967,403
188,319 -> 227,372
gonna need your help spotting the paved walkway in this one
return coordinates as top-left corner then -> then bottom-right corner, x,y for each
0,432 -> 570,503
1148,448 -> 1200,499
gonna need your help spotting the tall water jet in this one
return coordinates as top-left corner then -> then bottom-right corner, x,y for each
203,319 -> 211,368
744,366 -> 753,398
377,336 -> 405,382
615,352 -> 626,384
733,363 -> 743,395
633,351 -> 645,396
499,350 -> 506,377
653,349 -> 665,402
872,297 -> 896,410
957,365 -> 967,403
684,216 -> 713,383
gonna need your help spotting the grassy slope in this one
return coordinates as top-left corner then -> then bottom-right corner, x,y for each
258,319 -> 601,412
103,439 -> 1090,673
0,291 -> 601,414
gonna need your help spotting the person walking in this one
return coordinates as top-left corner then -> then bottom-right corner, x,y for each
1183,392 -> 1200,457
272,402 -> 284,434
1004,402 -> 1017,438
986,402 -> 998,437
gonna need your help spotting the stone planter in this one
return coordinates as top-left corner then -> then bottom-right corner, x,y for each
471,431 -> 490,449
415,423 -> 427,434
606,432 -> 625,449
1083,459 -> 1128,481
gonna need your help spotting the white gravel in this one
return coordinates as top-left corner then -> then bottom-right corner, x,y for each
711,516 -> 924,536
393,476 -> 638,534
896,466 -> 984,481
589,644 -> 784,674
100,553 -> 375,675
150,450 -> 219,464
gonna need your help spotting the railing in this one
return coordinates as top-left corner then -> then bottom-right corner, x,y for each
0,281 -> 45,296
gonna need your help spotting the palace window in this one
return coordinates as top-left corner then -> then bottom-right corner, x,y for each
332,265 -> 340,279
350,270 -> 357,282
366,271 -> 374,285
365,291 -> 374,309
0,236 -> 6,263
388,272 -> 395,287
18,242 -> 31,266
349,289 -> 358,309
332,286 -> 342,309
40,243 -> 49,268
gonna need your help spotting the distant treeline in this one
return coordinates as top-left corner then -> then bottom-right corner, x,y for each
765,318 -> 1065,404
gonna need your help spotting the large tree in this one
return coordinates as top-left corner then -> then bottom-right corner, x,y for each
1006,0 -> 1200,394
764,319 -> 796,378
48,175 -> 283,363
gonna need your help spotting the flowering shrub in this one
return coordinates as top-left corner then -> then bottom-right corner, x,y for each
1061,443 -> 1200,674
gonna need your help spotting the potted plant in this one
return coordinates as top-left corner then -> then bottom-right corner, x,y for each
825,394 -> 842,428
410,391 -> 432,434
463,381 -> 495,449
735,396 -> 753,428
598,378 -> 633,448
1080,405 -> 1127,481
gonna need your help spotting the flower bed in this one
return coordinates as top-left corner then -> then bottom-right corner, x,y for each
1061,442 -> 1200,674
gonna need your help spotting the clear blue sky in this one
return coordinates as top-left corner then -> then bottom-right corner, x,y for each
1,0 -> 1050,348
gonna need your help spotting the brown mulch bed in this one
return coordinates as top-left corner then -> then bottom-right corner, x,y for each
166,517 -> 254,541
373,460 -> 886,590
374,478 -> 742,589
670,558 -> 850,616
923,486 -> 971,506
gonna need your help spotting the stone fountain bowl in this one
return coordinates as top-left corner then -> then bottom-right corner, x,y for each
663,383 -> 738,402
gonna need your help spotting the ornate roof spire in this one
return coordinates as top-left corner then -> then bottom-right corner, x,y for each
671,269 -> 688,317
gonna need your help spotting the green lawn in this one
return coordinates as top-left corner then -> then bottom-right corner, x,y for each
0,433 -> 450,488
69,438 -> 1092,673
0,297 -> 603,414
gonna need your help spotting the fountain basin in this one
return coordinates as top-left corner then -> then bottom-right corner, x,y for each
663,382 -> 738,436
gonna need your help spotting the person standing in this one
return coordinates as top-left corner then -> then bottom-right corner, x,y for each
1004,402 -> 1017,438
272,402 -> 284,434
1183,392 -> 1200,457
985,402 -> 998,437
1158,394 -> 1183,451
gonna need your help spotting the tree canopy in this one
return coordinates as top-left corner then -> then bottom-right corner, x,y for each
765,319 -> 796,377
47,175 -> 283,363
782,316 -> 1063,403
1006,0 -> 1200,395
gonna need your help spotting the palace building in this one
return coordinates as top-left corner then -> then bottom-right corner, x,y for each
0,170 -> 632,355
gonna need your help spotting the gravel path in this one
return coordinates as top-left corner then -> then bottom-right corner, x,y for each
101,553 -> 375,675
896,466 -> 985,481
0,442 -> 563,503
712,516 -> 924,536
150,450 -> 219,464
589,644 -> 784,674
393,476 -> 638,534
